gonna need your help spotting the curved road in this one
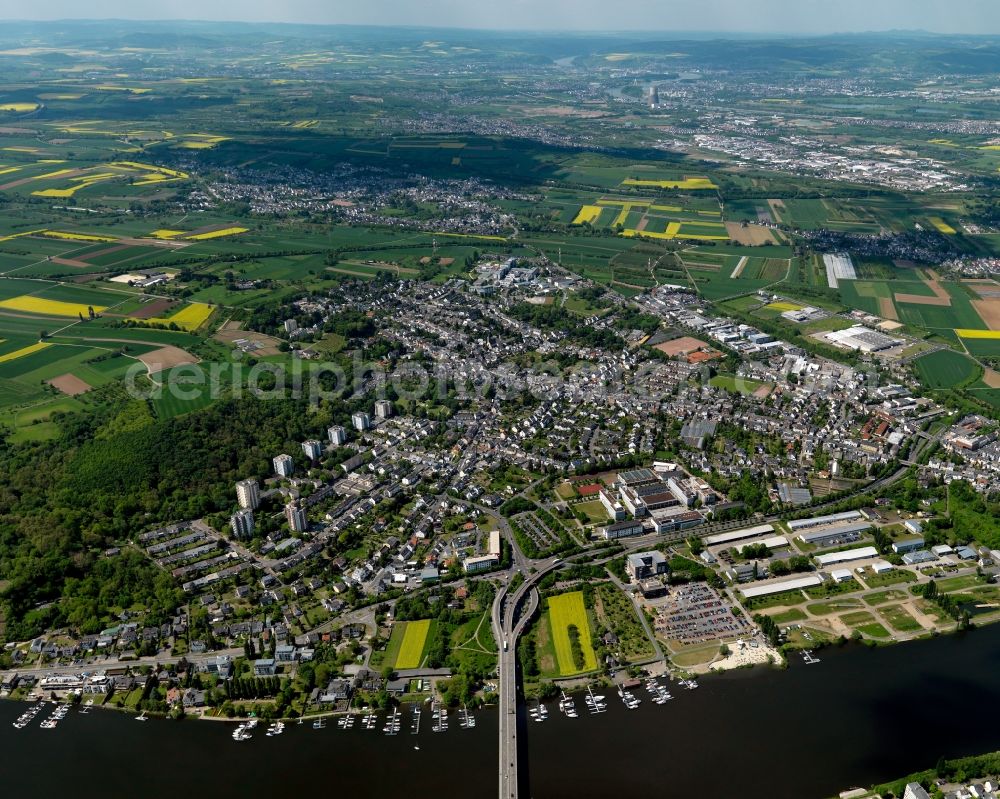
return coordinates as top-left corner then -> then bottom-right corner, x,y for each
492,556 -> 562,799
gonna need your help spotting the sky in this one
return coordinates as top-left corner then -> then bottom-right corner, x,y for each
1,0 -> 999,34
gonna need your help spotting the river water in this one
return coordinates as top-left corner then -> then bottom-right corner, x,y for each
2,627 -> 999,798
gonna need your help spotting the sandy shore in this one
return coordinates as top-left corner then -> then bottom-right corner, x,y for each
705,638 -> 783,673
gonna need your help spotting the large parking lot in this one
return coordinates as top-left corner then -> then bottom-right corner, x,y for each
648,583 -> 751,646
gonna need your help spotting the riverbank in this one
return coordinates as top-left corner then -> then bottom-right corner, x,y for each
705,637 -> 783,673
5,624 -> 1000,799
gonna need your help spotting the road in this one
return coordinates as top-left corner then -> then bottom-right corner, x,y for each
10,647 -> 245,680
492,556 -> 562,799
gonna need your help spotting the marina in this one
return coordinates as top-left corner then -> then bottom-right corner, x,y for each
337,714 -> 356,730
584,685 -> 607,715
383,707 -> 401,736
618,686 -> 641,711
558,691 -> 578,718
646,678 -> 673,705
3,629 -> 1000,798
11,701 -> 43,730
430,701 -> 448,734
231,718 -> 257,742
39,702 -> 69,730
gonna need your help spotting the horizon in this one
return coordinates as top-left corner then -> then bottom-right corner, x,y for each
0,18 -> 996,38
0,0 -> 998,36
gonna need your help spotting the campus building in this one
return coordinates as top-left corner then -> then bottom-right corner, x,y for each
463,530 -> 503,573
601,520 -> 645,540
626,551 -> 668,581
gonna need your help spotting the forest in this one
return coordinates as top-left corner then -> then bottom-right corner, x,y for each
0,395 -> 342,642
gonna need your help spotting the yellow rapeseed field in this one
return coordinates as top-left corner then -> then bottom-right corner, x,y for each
548,591 -> 597,676
622,177 -> 718,190
0,296 -> 107,317
956,329 -> 1000,339
930,217 -> 957,235
0,229 -> 45,242
185,227 -> 249,241
622,222 -> 682,240
33,172 -> 119,198
110,161 -> 189,186
572,205 -> 602,225
32,168 -> 77,181
41,230 -> 117,242
394,620 -> 431,669
0,342 -> 51,363
145,302 -> 214,331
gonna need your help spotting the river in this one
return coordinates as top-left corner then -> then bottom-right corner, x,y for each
2,626 -> 999,798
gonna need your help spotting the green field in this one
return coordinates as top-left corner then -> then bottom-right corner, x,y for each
961,336 -> 1000,358
879,604 -> 922,633
862,568 -> 918,587
709,374 -> 766,395
575,499 -> 610,524
865,589 -> 908,605
913,349 -> 982,389
547,591 -> 598,676
768,607 -> 808,624
841,610 -> 892,638
806,598 -> 862,616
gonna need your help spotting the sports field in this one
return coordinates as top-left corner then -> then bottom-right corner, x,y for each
548,591 -> 598,676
